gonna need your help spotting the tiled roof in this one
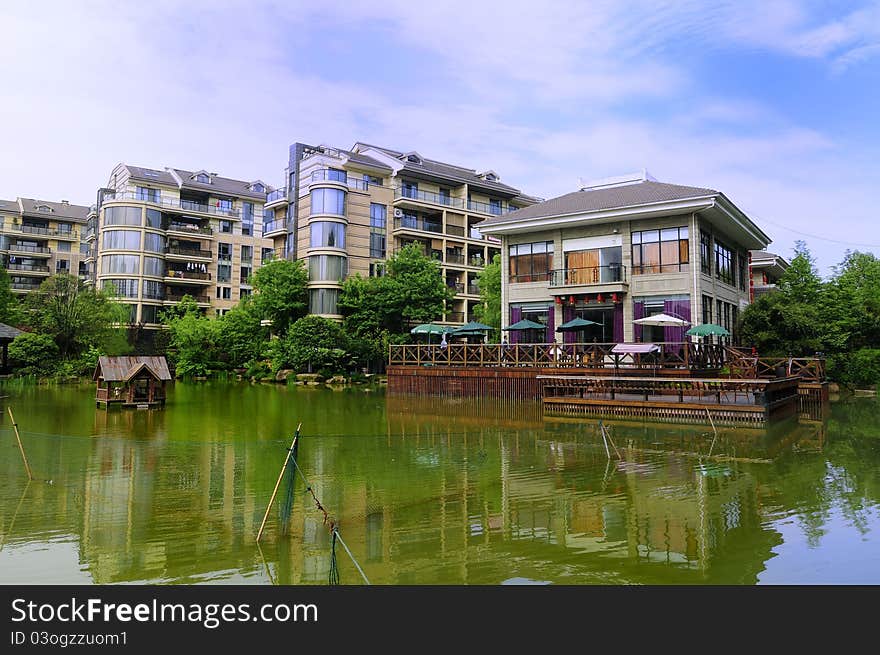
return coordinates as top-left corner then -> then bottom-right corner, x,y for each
172,169 -> 267,200
17,198 -> 90,222
95,356 -> 172,381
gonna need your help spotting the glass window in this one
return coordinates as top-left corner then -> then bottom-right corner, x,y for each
136,187 -> 160,203
219,219 -> 233,233
370,203 -> 386,228
702,295 -> 713,324
310,222 -> 346,248
143,256 -> 164,277
370,232 -> 386,259
401,180 -> 418,199
242,202 -> 253,236
102,278 -> 139,298
218,242 -> 232,260
738,254 -> 747,291
101,254 -> 140,274
217,263 -> 231,283
140,304 -> 160,323
145,208 -> 163,228
309,288 -> 339,315
363,174 -> 382,187
217,199 -> 233,213
700,230 -> 712,275
241,245 -> 252,262
102,230 -> 141,250
489,198 -> 502,215
55,259 -> 69,272
240,266 -> 252,284
310,188 -> 346,216
327,168 -> 347,182
261,247 -> 275,263
57,222 -> 73,235
714,239 -> 735,285
104,206 -> 142,226
216,286 -> 231,299
240,288 -> 252,298
631,226 -> 689,274
144,232 -> 165,253
196,173 -> 210,183
56,241 -> 71,253
508,241 -> 554,282
142,280 -> 164,300
309,255 -> 348,282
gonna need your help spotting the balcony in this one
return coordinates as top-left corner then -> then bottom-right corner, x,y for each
467,200 -> 506,216
7,262 -> 50,274
393,217 -> 443,235
164,270 -> 212,285
394,187 -> 464,209
7,224 -> 77,239
102,191 -> 241,219
165,246 -> 213,261
444,311 -> 465,323
11,282 -> 42,293
447,282 -> 465,293
467,283 -> 480,295
310,170 -> 371,191
265,188 -> 287,204
9,244 -> 51,256
263,219 -> 286,236
548,265 -> 629,295
165,293 -> 211,304
446,224 -> 465,237
445,252 -> 465,265
167,222 -> 213,236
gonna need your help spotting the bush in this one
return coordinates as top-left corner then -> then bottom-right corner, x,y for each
828,348 -> 880,389
267,316 -> 354,373
8,332 -> 59,376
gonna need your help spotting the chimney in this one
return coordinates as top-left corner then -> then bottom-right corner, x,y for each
61,200 -> 69,205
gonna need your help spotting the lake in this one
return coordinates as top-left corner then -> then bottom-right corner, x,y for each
1,381 -> 878,584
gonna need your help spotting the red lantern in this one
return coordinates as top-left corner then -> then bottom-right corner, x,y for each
597,293 -> 604,303
568,295 -> 575,305
612,292 -> 619,303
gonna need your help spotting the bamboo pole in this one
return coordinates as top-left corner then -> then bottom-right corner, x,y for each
256,423 -> 301,543
8,408 -> 34,481
706,408 -> 719,456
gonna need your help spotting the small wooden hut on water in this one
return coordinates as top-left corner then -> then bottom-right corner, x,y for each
94,356 -> 172,408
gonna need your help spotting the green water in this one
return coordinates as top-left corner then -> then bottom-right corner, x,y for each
0,382 -> 879,585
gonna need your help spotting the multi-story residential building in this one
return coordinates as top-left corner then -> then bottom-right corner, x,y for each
749,249 -> 790,299
477,171 -> 771,344
265,142 -> 539,323
0,197 -> 90,293
89,164 -> 275,325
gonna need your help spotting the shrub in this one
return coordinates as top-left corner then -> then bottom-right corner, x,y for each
829,348 -> 880,389
8,332 -> 59,376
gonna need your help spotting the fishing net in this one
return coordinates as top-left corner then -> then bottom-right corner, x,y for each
329,528 -> 340,585
278,438 -> 299,536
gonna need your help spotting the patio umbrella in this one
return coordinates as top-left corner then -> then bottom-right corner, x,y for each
503,319 -> 546,331
410,323 -> 447,336
452,321 -> 493,334
686,323 -> 730,337
632,313 -> 690,327
555,317 -> 598,332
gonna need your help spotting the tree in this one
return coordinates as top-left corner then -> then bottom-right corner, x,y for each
8,332 -> 59,375
823,250 -> 880,352
267,315 -> 352,373
165,309 -> 221,377
216,300 -> 268,368
472,253 -> 501,335
0,266 -> 22,326
249,259 -> 309,333
25,274 -> 128,359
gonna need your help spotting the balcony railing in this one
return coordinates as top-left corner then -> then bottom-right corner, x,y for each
394,217 -> 442,234
167,222 -> 212,235
9,224 -> 75,238
266,188 -> 287,203
7,263 -> 50,273
445,252 -> 465,265
394,187 -> 464,209
165,246 -> 212,259
166,293 -> 210,303
444,311 -> 465,322
102,191 -> 241,218
467,200 -> 512,215
263,219 -> 286,235
11,282 -> 41,291
218,254 -> 232,264
469,255 -> 485,267
165,270 -> 211,281
9,244 -> 51,254
447,282 -> 465,293
549,264 -> 626,287
467,284 -> 480,295
446,224 -> 465,237
310,170 -> 371,191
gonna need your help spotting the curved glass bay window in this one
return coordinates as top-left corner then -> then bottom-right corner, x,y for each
144,233 -> 165,253
310,221 -> 346,249
102,278 -> 139,298
309,288 -> 339,315
143,256 -> 165,277
102,230 -> 141,250
101,254 -> 139,274
142,279 -> 164,300
140,304 -> 160,324
310,188 -> 346,216
309,254 -> 348,282
104,206 -> 142,226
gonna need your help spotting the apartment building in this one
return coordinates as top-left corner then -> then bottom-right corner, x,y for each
477,171 -> 771,344
749,249 -> 789,299
88,164 -> 275,325
265,142 -> 539,323
0,197 -> 90,293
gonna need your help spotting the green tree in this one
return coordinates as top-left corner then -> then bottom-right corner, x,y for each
216,300 -> 268,368
8,332 -> 59,375
249,259 -> 309,333
25,274 -> 128,359
0,266 -> 22,325
472,253 -> 501,336
165,310 -> 221,377
267,315 -> 352,373
823,250 -> 880,352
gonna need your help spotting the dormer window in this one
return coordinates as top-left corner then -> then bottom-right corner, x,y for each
251,182 -> 265,193
401,151 -> 423,164
196,173 -> 210,183
36,205 -> 51,213
144,170 -> 160,178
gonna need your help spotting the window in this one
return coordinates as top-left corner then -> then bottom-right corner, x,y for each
310,188 -> 346,216
563,246 -> 622,284
144,233 -> 165,253
101,254 -> 139,274
738,254 -> 747,291
37,205 -> 51,213
104,206 -> 142,226
57,222 -> 73,235
261,247 -> 275,263
439,188 -> 451,205
102,230 -> 141,250
700,230 -> 712,275
217,263 -> 231,283
702,295 -> 713,324
401,180 -> 418,199
363,174 -> 382,187
309,255 -> 348,282
216,286 -> 231,300
508,241 -> 554,282
217,199 -> 233,213
251,182 -> 264,193
241,245 -> 252,262
57,241 -> 71,253
309,288 -> 339,314
714,239 -> 735,285
327,168 -> 347,182
145,208 -> 162,228
140,305 -> 159,323
218,242 -> 232,261
196,173 -> 210,183
102,278 -> 138,298
136,186 -> 160,203
370,203 -> 386,228
489,198 -> 502,215
632,227 -> 689,274
370,262 -> 385,277
310,222 -> 346,248
242,202 -> 253,236
370,232 -> 386,259
143,256 -> 164,277
55,259 -> 69,273
240,266 -> 252,284
142,280 -> 163,300
240,288 -> 252,298
219,219 -> 233,234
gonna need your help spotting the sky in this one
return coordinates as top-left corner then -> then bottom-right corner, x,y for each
1,0 -> 878,275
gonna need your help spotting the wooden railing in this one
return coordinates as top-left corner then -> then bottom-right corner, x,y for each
389,342 -> 727,370
725,347 -> 827,381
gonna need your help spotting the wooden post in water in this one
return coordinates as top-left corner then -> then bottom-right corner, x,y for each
7,408 -> 34,481
256,424 -> 301,543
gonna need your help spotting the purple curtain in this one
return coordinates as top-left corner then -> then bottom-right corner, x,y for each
664,299 -> 691,346
613,303 -> 624,343
546,305 -> 555,343
509,306 -> 522,344
633,301 -> 644,342
563,304 -> 575,344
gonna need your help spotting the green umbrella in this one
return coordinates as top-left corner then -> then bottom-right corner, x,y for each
556,317 -> 598,332
503,319 -> 546,331
452,321 -> 493,334
686,323 -> 730,337
410,323 -> 447,335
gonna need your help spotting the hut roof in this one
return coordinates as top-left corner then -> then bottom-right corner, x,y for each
0,323 -> 23,341
94,356 -> 172,382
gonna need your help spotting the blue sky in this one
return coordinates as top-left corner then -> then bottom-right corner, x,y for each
1,0 -> 878,274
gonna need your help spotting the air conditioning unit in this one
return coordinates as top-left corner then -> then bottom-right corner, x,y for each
393,208 -> 404,218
